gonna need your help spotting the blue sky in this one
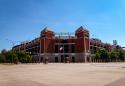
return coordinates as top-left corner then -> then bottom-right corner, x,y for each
0,0 -> 125,51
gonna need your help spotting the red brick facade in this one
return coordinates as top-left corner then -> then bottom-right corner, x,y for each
13,26 -> 112,63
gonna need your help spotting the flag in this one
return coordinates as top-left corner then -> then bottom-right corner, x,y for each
59,46 -> 64,52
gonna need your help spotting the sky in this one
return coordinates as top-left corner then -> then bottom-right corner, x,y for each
0,0 -> 125,51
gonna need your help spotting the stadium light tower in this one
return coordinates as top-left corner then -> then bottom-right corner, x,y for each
6,39 -> 21,49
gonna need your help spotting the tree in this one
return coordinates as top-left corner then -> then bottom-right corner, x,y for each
0,54 -> 6,63
95,52 -> 100,59
0,49 -> 32,63
1,49 -> 7,54
118,49 -> 125,60
95,48 -> 109,62
109,47 -> 125,61
5,51 -> 17,63
17,51 -> 32,63
109,51 -> 118,61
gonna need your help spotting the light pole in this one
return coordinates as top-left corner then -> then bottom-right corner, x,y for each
6,39 -> 22,63
6,39 -> 22,50
6,39 -> 16,63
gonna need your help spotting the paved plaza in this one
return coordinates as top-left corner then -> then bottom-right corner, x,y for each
0,63 -> 125,86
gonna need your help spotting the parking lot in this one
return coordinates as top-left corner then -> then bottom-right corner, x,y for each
0,63 -> 125,86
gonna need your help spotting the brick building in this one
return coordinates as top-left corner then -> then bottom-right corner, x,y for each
13,26 -> 112,63
90,38 -> 112,59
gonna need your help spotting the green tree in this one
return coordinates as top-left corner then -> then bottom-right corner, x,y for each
118,49 -> 125,60
5,51 -> 17,63
0,54 -> 6,63
110,51 -> 118,60
0,49 -> 32,63
95,52 -> 100,59
17,51 -> 32,63
109,47 -> 125,61
95,48 -> 109,62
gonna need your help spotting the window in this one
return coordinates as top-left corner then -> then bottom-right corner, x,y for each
55,45 -> 58,53
71,45 -> 75,53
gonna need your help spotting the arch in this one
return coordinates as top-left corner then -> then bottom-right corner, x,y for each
72,57 -> 75,63
55,57 -> 58,63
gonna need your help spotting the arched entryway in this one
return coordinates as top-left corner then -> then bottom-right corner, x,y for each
61,55 -> 64,63
55,57 -> 58,63
40,57 -> 43,62
72,57 -> 75,63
